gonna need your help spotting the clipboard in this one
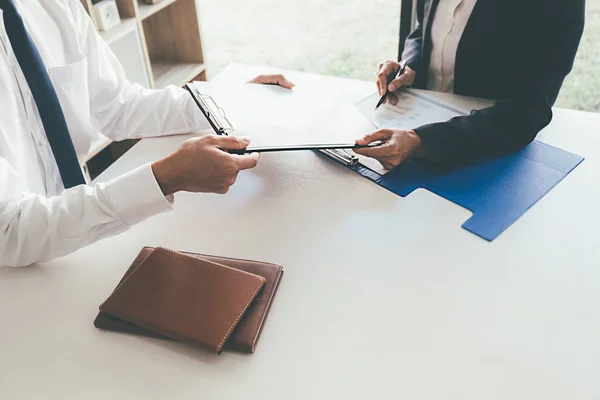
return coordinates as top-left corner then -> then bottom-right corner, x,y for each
184,84 -> 380,153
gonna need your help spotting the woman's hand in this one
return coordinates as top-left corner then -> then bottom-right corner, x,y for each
354,129 -> 423,170
376,60 -> 416,105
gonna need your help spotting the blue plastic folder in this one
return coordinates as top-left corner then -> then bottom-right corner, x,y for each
325,141 -> 583,241
322,93 -> 584,241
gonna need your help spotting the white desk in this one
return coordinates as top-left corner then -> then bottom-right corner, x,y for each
1,64 -> 599,399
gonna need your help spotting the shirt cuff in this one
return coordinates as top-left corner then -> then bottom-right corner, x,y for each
104,163 -> 174,226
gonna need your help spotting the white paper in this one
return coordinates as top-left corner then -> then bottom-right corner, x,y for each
190,81 -> 376,147
356,90 -> 466,131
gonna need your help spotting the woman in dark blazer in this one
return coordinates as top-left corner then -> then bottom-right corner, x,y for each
355,0 -> 586,171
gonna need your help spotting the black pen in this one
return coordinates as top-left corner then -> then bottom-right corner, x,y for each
375,60 -> 407,110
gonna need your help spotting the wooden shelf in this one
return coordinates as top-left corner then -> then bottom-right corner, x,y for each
143,0 -> 205,87
81,0 -> 205,90
137,0 -> 179,20
152,62 -> 206,89
99,17 -> 137,44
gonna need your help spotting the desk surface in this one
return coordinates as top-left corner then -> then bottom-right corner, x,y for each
1,64 -> 599,400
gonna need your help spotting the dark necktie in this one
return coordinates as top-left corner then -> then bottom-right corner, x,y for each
1,0 -> 86,188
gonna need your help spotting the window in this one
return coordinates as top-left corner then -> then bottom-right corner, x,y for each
199,0 -> 598,112
556,0 -> 600,112
198,0 -> 400,82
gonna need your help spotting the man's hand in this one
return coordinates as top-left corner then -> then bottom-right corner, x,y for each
376,60 -> 416,105
151,135 -> 259,196
354,129 -> 423,170
248,74 -> 295,89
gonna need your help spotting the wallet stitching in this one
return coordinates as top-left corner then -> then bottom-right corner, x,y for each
100,247 -> 280,353
218,281 -> 264,352
248,271 -> 282,349
146,247 -> 282,351
158,247 -> 268,352
184,250 -> 281,347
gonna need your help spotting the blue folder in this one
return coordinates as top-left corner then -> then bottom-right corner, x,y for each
321,93 -> 583,240
328,141 -> 584,241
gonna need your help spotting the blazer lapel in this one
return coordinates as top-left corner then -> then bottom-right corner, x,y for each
417,0 -> 440,87
422,0 -> 441,46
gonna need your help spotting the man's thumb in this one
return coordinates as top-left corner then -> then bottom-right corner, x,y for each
216,135 -> 251,150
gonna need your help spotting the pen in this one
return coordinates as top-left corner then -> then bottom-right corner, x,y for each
375,60 -> 407,110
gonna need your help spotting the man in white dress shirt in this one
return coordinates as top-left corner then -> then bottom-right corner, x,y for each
356,0 -> 584,171
0,0 -> 293,267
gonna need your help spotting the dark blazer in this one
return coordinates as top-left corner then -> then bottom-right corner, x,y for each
402,0 -> 585,170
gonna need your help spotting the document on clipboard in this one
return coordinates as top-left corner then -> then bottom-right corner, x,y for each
186,82 -> 379,154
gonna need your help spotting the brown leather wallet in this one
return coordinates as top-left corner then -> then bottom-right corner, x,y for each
95,247 -> 283,353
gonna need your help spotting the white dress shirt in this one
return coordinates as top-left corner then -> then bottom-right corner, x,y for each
0,0 -> 208,267
426,0 -> 478,93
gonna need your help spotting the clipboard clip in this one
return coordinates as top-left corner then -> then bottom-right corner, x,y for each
319,149 -> 359,166
185,84 -> 235,136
